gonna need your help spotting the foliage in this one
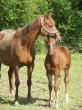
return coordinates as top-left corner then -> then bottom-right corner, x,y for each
48,0 -> 82,52
0,0 -> 82,52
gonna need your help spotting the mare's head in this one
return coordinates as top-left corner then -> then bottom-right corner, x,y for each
40,13 -> 61,40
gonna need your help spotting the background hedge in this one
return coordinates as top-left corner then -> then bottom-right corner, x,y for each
0,0 -> 82,53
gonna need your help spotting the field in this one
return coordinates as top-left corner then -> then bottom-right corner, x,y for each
0,54 -> 82,110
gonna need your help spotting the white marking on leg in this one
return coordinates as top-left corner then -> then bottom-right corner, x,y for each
9,90 -> 15,96
14,101 -> 20,106
53,90 -> 59,108
65,93 -> 69,103
55,103 -> 59,109
11,90 -> 15,96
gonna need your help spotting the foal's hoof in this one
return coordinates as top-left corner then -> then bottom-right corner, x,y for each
53,101 -> 59,109
48,102 -> 52,107
55,104 -> 59,109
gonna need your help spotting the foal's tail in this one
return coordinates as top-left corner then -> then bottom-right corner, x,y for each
0,63 -> 1,79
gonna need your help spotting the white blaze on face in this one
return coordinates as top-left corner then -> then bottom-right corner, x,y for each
49,39 -> 55,55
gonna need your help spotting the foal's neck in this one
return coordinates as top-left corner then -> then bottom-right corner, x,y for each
48,44 -> 57,56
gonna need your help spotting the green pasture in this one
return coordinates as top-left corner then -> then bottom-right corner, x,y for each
0,54 -> 82,110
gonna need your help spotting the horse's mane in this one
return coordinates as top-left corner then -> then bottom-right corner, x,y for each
22,18 -> 40,36
14,18 -> 40,38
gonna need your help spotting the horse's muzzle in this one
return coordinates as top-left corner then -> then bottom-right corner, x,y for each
49,33 -> 56,37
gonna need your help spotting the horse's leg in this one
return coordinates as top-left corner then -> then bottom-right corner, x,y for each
53,69 -> 61,108
0,63 -> 1,94
46,72 -> 52,107
0,63 -> 1,78
27,63 -> 34,100
14,66 -> 20,99
8,66 -> 14,96
64,68 -> 70,103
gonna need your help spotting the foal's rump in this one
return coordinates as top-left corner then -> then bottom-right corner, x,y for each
57,46 -> 71,69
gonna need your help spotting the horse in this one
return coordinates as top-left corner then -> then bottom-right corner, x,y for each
0,13 -> 61,101
0,40 -> 35,100
44,36 -> 71,108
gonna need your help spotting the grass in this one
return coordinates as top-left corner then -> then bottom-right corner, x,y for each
0,53 -> 82,110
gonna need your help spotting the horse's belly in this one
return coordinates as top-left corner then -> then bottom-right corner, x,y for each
17,54 -> 32,64
0,49 -> 14,66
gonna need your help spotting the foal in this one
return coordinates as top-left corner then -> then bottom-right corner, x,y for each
45,36 -> 71,108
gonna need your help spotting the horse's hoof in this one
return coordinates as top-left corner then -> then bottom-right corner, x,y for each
14,101 -> 20,106
15,94 -> 19,99
27,95 -> 32,101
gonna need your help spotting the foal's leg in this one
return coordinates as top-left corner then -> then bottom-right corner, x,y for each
53,69 -> 61,108
27,63 -> 34,100
46,72 -> 52,106
14,66 -> 20,99
8,67 -> 14,96
64,68 -> 70,103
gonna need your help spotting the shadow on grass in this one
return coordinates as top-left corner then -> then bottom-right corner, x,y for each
78,104 -> 82,108
0,96 -> 48,106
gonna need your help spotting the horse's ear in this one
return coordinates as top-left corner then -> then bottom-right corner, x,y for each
46,12 -> 52,19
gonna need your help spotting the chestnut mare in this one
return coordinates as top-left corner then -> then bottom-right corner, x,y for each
45,36 -> 71,108
0,13 -> 61,101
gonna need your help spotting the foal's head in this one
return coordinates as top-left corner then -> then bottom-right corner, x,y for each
48,34 -> 60,55
47,35 -> 57,56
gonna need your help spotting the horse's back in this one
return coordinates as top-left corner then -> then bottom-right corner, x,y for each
0,29 -> 16,46
0,29 -> 16,65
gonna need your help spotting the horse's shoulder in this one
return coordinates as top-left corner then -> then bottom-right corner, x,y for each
14,28 -> 23,38
0,32 -> 4,41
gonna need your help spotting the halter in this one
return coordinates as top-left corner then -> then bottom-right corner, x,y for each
40,17 -> 58,35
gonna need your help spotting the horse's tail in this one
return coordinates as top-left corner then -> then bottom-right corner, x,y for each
0,63 -> 1,79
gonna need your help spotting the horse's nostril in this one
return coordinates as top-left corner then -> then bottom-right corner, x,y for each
49,33 -> 56,37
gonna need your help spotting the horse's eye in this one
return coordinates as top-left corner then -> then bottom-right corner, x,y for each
52,35 -> 57,39
49,25 -> 53,28
45,22 -> 48,25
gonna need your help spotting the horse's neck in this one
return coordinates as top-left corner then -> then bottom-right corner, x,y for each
21,18 -> 41,49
